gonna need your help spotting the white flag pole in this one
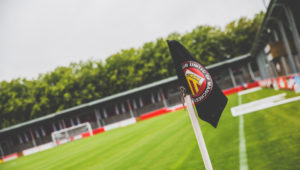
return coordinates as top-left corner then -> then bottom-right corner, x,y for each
184,94 -> 213,170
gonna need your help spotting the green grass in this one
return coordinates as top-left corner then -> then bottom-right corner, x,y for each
0,88 -> 299,170
241,88 -> 300,170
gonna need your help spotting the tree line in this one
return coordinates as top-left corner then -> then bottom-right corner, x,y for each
0,12 -> 264,129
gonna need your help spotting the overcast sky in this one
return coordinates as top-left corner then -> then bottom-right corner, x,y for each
0,0 -> 267,81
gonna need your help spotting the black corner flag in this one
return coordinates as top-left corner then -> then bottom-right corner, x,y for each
167,40 -> 228,128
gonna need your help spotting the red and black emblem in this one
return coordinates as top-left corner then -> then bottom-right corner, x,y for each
182,61 -> 213,103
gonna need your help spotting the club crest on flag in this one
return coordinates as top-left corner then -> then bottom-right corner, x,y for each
167,40 -> 227,128
182,61 -> 213,103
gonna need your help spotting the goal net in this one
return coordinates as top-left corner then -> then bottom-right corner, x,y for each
51,122 -> 93,145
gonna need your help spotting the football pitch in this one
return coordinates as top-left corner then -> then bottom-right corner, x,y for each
1,88 -> 300,170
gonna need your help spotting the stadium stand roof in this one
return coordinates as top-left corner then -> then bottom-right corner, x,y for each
206,53 -> 250,69
0,53 -> 251,134
251,0 -> 298,56
251,0 -> 275,56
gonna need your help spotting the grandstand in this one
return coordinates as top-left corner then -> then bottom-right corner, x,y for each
251,0 -> 300,78
0,54 -> 257,158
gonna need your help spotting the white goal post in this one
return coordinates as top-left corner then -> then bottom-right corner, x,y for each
51,122 -> 93,145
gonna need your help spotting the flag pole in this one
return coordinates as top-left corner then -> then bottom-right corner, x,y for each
184,94 -> 213,170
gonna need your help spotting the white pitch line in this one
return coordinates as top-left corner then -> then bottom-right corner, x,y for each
231,93 -> 286,117
233,95 -> 300,117
238,87 -> 262,96
238,95 -> 248,170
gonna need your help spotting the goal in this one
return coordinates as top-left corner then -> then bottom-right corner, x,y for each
51,122 -> 93,145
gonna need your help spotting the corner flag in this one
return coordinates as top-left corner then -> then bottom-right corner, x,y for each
167,40 -> 228,128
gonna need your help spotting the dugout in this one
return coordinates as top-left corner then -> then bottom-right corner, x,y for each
251,0 -> 300,79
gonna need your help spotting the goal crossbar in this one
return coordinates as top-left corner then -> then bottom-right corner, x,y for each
51,122 -> 93,145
